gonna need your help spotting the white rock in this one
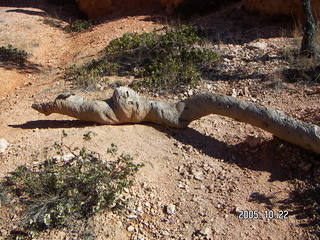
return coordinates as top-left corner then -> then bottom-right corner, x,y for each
206,84 -> 213,90
194,171 -> 204,181
231,88 -> 237,97
61,153 -> 74,162
136,205 -> 143,213
165,204 -> 176,215
144,202 -> 151,208
178,183 -> 188,189
127,225 -> 135,232
243,86 -> 251,97
136,234 -> 145,240
248,42 -> 268,51
53,153 -> 74,162
161,231 -> 170,236
0,139 -> 8,154
200,227 -> 212,236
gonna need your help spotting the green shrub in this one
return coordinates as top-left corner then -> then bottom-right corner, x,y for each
42,18 -> 63,29
66,25 -> 219,92
0,142 -> 143,239
0,45 -> 28,64
64,20 -> 93,33
65,60 -> 117,88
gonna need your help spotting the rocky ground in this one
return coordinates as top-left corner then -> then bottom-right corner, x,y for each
0,1 -> 319,240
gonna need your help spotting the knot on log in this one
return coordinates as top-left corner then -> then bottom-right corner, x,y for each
112,87 -> 150,122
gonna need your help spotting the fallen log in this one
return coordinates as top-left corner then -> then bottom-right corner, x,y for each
32,87 -> 320,154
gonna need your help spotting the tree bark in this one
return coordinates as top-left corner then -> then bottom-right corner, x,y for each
32,87 -> 320,154
300,0 -> 317,57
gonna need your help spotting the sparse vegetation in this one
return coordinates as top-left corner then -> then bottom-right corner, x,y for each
280,46 -> 320,83
42,18 -> 64,29
0,45 -> 28,64
278,23 -> 320,83
65,25 -> 219,92
65,61 -> 118,89
0,139 -> 143,239
282,58 -> 320,83
64,19 -> 94,33
83,131 -> 97,141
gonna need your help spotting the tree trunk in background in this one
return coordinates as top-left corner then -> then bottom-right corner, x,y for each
300,0 -> 316,57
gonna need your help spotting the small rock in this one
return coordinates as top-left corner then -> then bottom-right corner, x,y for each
194,171 -> 204,181
0,139 -> 9,154
248,42 -> 268,51
136,205 -> 143,213
136,234 -> 145,240
206,84 -> 213,90
178,183 -> 188,189
243,86 -> 251,97
231,88 -> 237,97
233,205 -> 243,215
95,83 -> 102,89
182,145 -> 192,152
165,204 -> 176,215
187,89 -> 194,97
161,231 -> 170,236
144,202 -> 151,208
200,227 -> 212,236
127,225 -> 135,232
61,153 -> 74,162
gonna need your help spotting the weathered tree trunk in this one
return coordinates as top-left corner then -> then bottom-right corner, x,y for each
300,0 -> 317,57
32,87 -> 320,154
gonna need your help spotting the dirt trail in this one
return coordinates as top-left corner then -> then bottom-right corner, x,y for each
0,2 -> 318,240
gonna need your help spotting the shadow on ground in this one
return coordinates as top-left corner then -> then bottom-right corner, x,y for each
2,0 -> 83,22
191,7 -> 295,45
2,0 -> 296,45
153,125 -> 318,182
11,118 -> 317,183
249,169 -> 320,236
0,60 -> 41,74
9,120 -> 96,129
